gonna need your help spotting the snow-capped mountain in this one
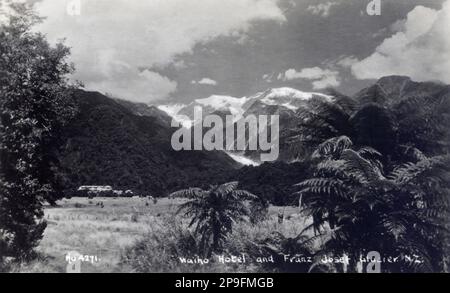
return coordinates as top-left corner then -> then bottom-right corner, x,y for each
244,87 -> 332,111
158,95 -> 247,127
178,95 -> 247,121
155,87 -> 333,165
157,104 -> 185,118
158,87 -> 332,125
157,104 -> 192,127
196,95 -> 248,116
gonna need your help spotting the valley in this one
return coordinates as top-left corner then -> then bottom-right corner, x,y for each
14,197 -> 302,273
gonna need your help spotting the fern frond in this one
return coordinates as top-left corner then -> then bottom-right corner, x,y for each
312,136 -> 353,159
389,156 -> 448,184
170,187 -> 205,199
341,149 -> 384,184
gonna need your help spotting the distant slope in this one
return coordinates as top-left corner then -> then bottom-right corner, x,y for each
162,87 -> 330,123
354,76 -> 449,106
158,88 -> 333,164
57,90 -> 240,196
154,78 -> 450,164
114,98 -> 173,127
354,76 -> 450,155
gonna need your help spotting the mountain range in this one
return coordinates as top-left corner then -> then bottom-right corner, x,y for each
55,76 -> 450,198
57,89 -> 239,196
160,87 -> 332,124
157,76 -> 450,163
158,87 -> 333,163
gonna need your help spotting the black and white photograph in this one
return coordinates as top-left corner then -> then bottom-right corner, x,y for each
1,0 -> 450,275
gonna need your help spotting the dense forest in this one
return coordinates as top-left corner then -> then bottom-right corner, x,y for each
56,90 -> 240,197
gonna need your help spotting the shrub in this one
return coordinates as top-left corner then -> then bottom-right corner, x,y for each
172,182 -> 257,257
0,3 -> 76,262
120,219 -> 204,273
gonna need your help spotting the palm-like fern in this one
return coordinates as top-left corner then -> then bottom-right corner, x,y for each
247,231 -> 316,273
286,85 -> 450,272
294,95 -> 356,147
295,136 -> 450,272
171,182 -> 257,257
394,93 -> 450,155
291,88 -> 450,162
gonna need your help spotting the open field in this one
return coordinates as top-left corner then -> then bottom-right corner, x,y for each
14,197 -> 308,273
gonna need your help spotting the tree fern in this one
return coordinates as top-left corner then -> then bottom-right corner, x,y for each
294,135 -> 450,272
172,182 -> 257,257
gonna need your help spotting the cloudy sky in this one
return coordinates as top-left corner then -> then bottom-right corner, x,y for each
31,0 -> 449,104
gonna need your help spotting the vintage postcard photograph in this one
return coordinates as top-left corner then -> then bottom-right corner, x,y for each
1,0 -> 450,276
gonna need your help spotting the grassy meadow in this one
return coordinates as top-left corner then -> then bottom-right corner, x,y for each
14,197 -> 308,273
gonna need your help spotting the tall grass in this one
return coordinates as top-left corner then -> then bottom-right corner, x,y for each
120,210 -> 312,273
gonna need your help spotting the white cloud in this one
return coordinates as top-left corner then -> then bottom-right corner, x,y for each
283,67 -> 340,89
262,73 -> 275,82
192,78 -> 218,86
311,75 -> 340,90
307,1 -> 338,17
336,56 -> 358,68
89,69 -> 177,103
352,0 -> 450,83
34,0 -> 285,102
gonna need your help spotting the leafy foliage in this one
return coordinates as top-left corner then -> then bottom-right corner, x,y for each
285,79 -> 450,272
295,136 -> 450,272
291,81 -> 450,165
0,2 -> 77,261
172,182 -> 257,257
246,231 -> 316,273
231,161 -> 311,206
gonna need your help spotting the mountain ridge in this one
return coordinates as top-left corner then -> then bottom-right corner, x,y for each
99,76 -> 450,166
57,89 -> 240,196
